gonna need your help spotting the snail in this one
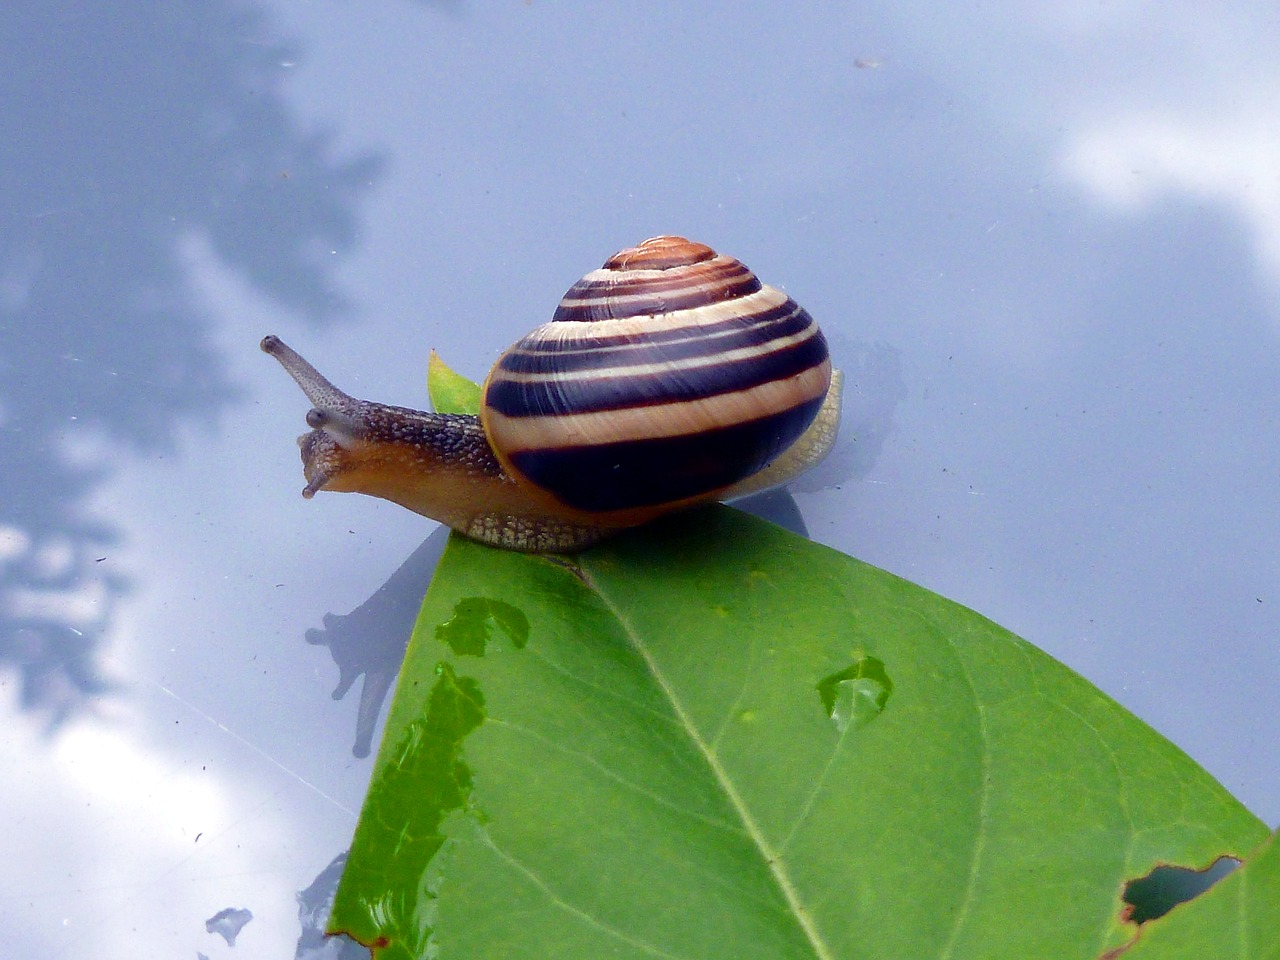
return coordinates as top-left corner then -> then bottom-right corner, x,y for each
262,235 -> 841,552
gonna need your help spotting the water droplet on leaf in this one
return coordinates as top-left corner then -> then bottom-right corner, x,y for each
817,656 -> 893,733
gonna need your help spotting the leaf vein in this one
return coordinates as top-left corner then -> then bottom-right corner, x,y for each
777,723 -> 851,855
526,647 -> 686,728
935,626 -> 992,960
480,832 -> 698,960
708,631 -> 758,750
490,716 -> 745,835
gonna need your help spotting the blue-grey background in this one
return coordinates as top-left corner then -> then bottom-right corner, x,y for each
3,2 -> 1277,956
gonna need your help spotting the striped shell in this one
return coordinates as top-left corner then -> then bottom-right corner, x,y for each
480,236 -> 831,514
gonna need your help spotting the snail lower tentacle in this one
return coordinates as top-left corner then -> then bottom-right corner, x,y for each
297,430 -> 345,499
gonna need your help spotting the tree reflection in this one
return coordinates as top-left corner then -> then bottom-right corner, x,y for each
0,0 -> 382,727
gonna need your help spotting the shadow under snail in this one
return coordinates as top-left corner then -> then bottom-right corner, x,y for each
262,235 -> 842,552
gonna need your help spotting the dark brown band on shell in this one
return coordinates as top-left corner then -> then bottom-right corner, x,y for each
506,395 -> 827,512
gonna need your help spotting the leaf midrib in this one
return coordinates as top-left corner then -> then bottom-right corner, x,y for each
584,569 -> 835,960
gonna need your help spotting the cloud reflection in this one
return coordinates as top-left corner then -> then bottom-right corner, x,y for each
1065,111 -> 1280,291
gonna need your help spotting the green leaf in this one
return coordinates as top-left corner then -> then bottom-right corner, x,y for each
427,349 -> 483,415
329,508 -> 1268,960
1115,828 -> 1280,960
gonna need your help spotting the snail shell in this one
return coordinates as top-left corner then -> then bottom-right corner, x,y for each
482,236 -> 832,513
262,236 -> 838,551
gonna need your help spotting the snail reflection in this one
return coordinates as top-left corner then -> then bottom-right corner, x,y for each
262,236 -> 841,551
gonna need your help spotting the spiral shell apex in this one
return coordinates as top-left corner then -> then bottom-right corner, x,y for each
480,236 -> 832,514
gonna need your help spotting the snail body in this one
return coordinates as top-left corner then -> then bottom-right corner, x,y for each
263,236 -> 840,552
